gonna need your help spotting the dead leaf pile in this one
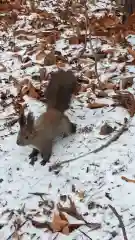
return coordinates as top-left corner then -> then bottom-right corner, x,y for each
112,90 -> 135,117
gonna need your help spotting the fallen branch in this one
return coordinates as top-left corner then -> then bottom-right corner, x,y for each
49,118 -> 129,171
109,204 -> 128,240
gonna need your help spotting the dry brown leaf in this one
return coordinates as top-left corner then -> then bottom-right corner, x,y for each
12,231 -> 21,240
50,212 -> 68,232
77,191 -> 85,200
0,63 -> 6,72
68,223 -> 84,232
13,78 -> 29,94
44,52 -> 56,66
62,225 -> 69,235
120,76 -> 134,89
87,102 -> 109,109
128,47 -> 135,59
100,123 -> 115,135
32,219 -> 51,229
13,100 -> 26,114
96,90 -> 108,98
36,51 -> 46,61
57,197 -> 82,221
69,35 -> 86,45
101,82 -> 115,90
112,91 -> 135,117
121,176 -> 135,183
32,210 -> 82,234
21,81 -> 40,99
69,36 -> 79,45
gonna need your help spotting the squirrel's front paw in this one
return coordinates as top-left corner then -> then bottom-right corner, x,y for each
29,148 -> 39,159
71,122 -> 77,134
29,156 -> 38,165
29,148 -> 39,165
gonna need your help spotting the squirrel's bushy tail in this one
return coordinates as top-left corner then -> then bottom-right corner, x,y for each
45,69 -> 77,112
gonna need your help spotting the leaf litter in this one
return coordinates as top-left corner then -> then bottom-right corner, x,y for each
1,0 -> 135,239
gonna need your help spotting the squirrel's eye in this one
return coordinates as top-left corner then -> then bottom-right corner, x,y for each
25,136 -> 28,139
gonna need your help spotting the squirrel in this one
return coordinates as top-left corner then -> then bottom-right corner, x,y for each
16,69 -> 77,166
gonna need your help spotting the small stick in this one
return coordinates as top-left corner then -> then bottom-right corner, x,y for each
79,230 -> 92,240
28,192 -> 49,196
52,233 -> 59,240
49,118 -> 129,171
6,220 -> 28,240
84,3 -> 101,87
109,204 -> 128,240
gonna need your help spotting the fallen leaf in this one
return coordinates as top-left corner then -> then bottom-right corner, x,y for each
12,231 -> 21,240
77,191 -> 85,200
21,81 -> 40,99
101,82 -> 115,90
120,76 -> 134,89
128,47 -> 135,59
32,219 -> 51,229
96,90 -> 108,98
36,51 -> 46,61
62,225 -> 69,235
13,100 -> 26,114
112,91 -> 135,117
121,176 -> 135,183
68,223 -> 84,232
50,212 -> 68,232
0,63 -> 6,72
87,102 -> 109,109
44,51 -> 56,65
100,123 -> 115,135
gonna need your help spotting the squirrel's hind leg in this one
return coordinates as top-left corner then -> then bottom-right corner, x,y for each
29,148 -> 39,165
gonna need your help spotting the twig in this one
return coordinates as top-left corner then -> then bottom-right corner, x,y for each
79,230 -> 92,240
49,118 -> 129,171
6,220 -> 28,240
109,204 -> 128,240
52,233 -> 59,240
28,192 -> 49,196
70,6 -> 87,63
84,3 -> 101,87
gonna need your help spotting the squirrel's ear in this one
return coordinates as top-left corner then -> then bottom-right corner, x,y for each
19,112 -> 26,127
26,111 -> 34,131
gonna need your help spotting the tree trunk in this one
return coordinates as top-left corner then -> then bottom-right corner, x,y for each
118,0 -> 135,16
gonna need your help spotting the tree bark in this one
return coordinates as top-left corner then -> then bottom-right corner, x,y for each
118,0 -> 135,16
